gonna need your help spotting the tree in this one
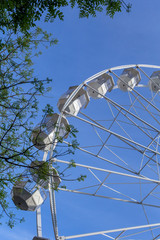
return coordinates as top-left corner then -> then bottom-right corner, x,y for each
0,27 -> 53,227
0,0 -> 132,33
0,27 -> 81,228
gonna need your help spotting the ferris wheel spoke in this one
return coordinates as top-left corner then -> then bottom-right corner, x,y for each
140,184 -> 159,203
92,126 -> 134,170
74,181 -> 154,193
103,145 -> 134,170
139,133 -> 160,172
151,193 -> 160,201
146,90 -> 160,110
65,111 -> 160,159
75,183 -> 101,191
139,156 -> 160,180
53,158 -> 160,184
103,95 -> 160,133
104,135 -> 159,172
138,153 -> 156,174
80,110 -> 122,156
59,187 -> 140,205
88,168 -> 137,202
126,90 -> 139,112
106,137 -> 160,172
91,121 -> 153,173
114,230 -> 125,240
126,92 -> 151,135
64,138 -> 160,186
68,141 -> 138,174
141,204 -> 154,239
115,226 -> 160,240
107,101 -> 143,153
92,172 -> 111,194
128,86 -> 158,115
130,90 -> 160,126
62,223 -> 160,239
127,91 -> 154,139
113,105 -> 156,142
80,143 -> 137,151
138,66 -> 160,100
102,233 -> 115,239
126,104 -> 160,123
110,70 -> 160,114
153,234 -> 160,240
80,109 -> 140,167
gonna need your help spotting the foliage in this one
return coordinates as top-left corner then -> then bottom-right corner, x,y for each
0,0 -> 131,33
0,27 -> 85,227
0,27 -> 58,227
0,0 -> 128,228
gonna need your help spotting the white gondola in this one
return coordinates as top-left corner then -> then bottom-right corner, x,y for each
87,73 -> 114,99
57,86 -> 90,116
149,71 -> 160,92
12,180 -> 46,211
30,160 -> 61,189
31,113 -> 69,151
117,68 -> 141,91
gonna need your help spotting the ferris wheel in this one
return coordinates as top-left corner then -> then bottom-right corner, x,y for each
12,64 -> 160,240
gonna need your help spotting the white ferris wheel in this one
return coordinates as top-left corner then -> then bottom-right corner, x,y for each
12,64 -> 160,240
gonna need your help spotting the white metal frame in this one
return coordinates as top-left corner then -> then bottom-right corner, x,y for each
38,64 -> 160,240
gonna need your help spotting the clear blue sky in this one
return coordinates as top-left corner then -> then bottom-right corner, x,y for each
2,0 -> 160,239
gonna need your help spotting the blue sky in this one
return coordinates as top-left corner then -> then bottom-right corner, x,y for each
32,0 -> 160,115
2,1 -> 160,239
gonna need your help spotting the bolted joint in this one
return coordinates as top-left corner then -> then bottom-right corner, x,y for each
58,236 -> 65,240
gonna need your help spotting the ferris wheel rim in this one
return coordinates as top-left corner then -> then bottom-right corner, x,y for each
56,64 -> 160,125
49,64 -> 160,240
